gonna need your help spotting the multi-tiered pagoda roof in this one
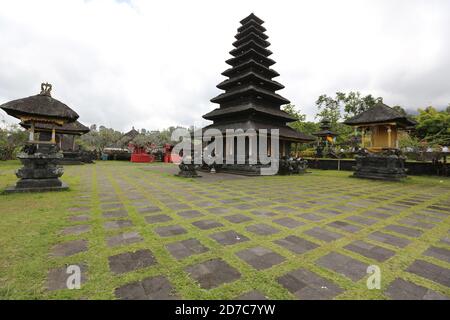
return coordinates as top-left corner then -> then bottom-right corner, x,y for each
203,13 -> 314,142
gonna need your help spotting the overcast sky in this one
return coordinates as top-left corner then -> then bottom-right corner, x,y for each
1,0 -> 449,132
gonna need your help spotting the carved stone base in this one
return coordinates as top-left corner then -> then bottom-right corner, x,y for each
353,151 -> 407,181
4,142 -> 70,193
4,181 -> 68,193
175,163 -> 201,178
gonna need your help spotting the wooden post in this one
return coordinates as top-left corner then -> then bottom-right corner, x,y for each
387,126 -> 392,148
29,122 -> 35,141
361,128 -> 365,148
51,127 -> 56,143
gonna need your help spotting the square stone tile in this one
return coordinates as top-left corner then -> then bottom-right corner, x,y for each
327,221 -> 361,233
104,220 -> 133,230
398,218 -> 435,229
177,210 -> 204,219
60,224 -> 91,236
385,278 -> 449,300
166,203 -> 190,210
154,225 -> 187,237
277,268 -> 343,300
362,210 -> 391,220
251,210 -> 277,217
210,230 -> 249,246
273,206 -> 297,213
384,225 -> 423,238
51,240 -> 88,257
423,246 -> 450,263
206,207 -> 229,215
368,231 -> 411,248
223,214 -> 252,224
115,275 -> 179,300
236,246 -> 285,270
107,232 -> 143,247
192,219 -> 224,230
406,260 -> 450,287
108,249 -> 156,274
68,215 -> 90,222
344,240 -> 395,262
298,213 -> 325,222
103,209 -> 128,219
138,206 -> 162,214
186,259 -> 240,289
316,252 -> 368,282
345,215 -> 378,226
304,227 -> 344,243
101,203 -> 124,210
274,235 -> 319,254
246,223 -> 280,236
235,290 -> 268,300
166,238 -> 209,260
46,264 -> 87,291
233,203 -> 254,210
273,217 -> 305,229
317,208 -> 342,216
145,214 -> 173,224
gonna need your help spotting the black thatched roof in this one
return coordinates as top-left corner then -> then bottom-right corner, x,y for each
203,120 -> 315,142
313,129 -> 338,137
20,120 -> 90,135
0,84 -> 79,123
344,102 -> 416,127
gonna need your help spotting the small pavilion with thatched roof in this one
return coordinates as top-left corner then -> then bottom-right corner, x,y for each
344,102 -> 416,151
0,83 -> 79,192
343,101 -> 416,181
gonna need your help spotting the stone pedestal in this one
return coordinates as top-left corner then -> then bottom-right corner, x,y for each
353,150 -> 407,181
176,163 -> 201,178
4,143 -> 68,193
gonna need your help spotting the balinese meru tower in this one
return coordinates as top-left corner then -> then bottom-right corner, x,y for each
202,13 -> 314,175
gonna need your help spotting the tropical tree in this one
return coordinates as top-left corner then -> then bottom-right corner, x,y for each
0,121 -> 28,160
413,106 -> 450,146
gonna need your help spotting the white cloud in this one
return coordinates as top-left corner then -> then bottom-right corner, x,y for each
0,0 -> 449,131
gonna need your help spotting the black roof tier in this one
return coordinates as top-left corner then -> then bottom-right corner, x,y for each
210,85 -> 290,105
233,32 -> 270,47
203,103 -> 296,122
240,13 -> 264,25
344,102 -> 417,127
229,40 -> 273,57
216,71 -> 284,91
238,19 -> 266,33
203,120 -> 315,142
222,59 -> 280,78
225,49 -> 276,67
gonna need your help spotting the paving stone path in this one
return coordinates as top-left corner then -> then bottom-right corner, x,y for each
45,163 -> 450,299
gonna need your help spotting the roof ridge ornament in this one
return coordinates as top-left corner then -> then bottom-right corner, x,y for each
40,82 -> 52,96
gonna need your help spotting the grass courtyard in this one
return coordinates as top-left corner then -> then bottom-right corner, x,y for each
0,160 -> 449,300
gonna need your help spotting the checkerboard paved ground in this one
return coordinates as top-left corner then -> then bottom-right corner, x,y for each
2,161 -> 450,299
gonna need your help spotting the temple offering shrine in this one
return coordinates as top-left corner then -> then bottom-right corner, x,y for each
0,83 -> 79,192
129,143 -> 154,163
163,144 -> 182,163
313,118 -> 338,157
202,13 -> 314,175
344,102 -> 416,180
20,120 -> 90,164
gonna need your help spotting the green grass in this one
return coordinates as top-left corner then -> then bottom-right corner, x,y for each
0,160 -> 449,300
